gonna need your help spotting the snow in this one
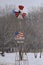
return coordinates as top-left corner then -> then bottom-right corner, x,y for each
0,52 -> 43,65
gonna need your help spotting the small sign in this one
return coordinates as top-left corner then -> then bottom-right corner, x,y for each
14,32 -> 25,41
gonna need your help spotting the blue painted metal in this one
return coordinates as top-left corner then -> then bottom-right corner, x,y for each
15,32 -> 19,35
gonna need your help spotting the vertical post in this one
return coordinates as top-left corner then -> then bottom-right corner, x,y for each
40,52 -> 41,58
20,20 -> 21,32
34,53 -> 37,58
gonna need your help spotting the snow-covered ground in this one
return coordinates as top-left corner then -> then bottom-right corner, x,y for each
0,52 -> 43,65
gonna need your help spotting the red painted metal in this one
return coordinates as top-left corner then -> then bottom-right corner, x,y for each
22,13 -> 26,18
15,12 -> 19,17
19,5 -> 24,10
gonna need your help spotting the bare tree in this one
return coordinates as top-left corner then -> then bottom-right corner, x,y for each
0,6 -> 43,53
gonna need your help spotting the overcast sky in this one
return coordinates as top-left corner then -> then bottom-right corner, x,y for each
0,0 -> 43,12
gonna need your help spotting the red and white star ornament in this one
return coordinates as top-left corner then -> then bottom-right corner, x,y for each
13,5 -> 26,19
